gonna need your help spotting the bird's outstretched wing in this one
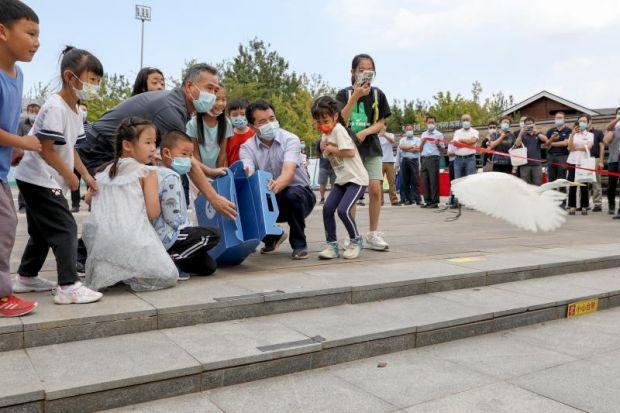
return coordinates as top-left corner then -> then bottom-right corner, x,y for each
451,172 -> 567,232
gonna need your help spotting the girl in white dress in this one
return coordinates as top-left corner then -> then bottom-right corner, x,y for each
83,117 -> 178,291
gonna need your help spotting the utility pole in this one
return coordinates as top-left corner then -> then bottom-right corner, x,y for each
135,5 -> 151,69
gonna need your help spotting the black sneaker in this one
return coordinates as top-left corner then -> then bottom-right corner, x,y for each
609,208 -> 616,215
291,249 -> 309,260
428,203 -> 439,209
70,206 -> 80,213
420,203 -> 428,208
613,215 -> 620,220
260,232 -> 288,254
319,198 -> 325,205
357,199 -> 365,206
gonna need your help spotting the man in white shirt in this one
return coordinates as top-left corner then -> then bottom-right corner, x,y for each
379,126 -> 399,206
451,114 -> 479,179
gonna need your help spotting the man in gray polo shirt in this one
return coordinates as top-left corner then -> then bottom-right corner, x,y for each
240,100 -> 316,260
77,63 -> 236,219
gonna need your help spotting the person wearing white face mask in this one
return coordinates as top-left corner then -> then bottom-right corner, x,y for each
76,63 -> 237,221
566,115 -> 594,215
15,103 -> 40,212
240,100 -> 316,260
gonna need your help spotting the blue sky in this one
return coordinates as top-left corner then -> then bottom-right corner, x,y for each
21,0 -> 620,111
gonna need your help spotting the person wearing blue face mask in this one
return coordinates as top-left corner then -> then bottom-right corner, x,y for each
399,124 -> 422,205
545,111 -> 572,206
240,100 -> 316,260
225,98 -> 254,165
153,129 -> 221,280
77,63 -> 237,221
488,116 -> 516,174
420,115 -> 445,208
451,114 -> 479,180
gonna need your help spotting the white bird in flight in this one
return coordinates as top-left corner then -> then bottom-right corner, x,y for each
449,172 -> 584,232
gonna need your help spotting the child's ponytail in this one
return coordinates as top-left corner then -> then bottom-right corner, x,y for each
108,117 -> 156,178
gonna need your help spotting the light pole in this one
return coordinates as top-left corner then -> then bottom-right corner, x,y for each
135,4 -> 151,69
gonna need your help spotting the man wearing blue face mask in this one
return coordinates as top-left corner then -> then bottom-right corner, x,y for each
240,100 -> 316,260
420,115 -> 445,208
451,114 -> 479,180
15,103 -> 40,212
77,63 -> 237,220
153,129 -> 221,280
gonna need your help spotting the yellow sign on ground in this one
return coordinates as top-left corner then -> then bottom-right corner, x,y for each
448,256 -> 486,263
566,298 -> 599,318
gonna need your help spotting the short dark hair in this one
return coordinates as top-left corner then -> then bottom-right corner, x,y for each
132,67 -> 164,96
555,111 -> 566,117
0,0 -> 39,27
227,98 -> 249,113
26,103 -> 40,111
425,115 -> 436,122
488,120 -> 498,127
162,129 -> 193,151
60,46 -> 104,84
246,100 -> 276,125
182,63 -> 217,85
525,116 -> 536,123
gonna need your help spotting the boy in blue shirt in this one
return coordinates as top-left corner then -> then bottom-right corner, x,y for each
0,0 -> 41,317
153,130 -> 220,280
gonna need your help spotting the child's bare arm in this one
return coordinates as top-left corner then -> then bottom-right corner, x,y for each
141,170 -> 161,220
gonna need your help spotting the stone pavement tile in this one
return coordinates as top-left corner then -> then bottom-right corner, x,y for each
404,382 -> 582,413
328,350 -> 497,409
506,308 -> 620,358
0,350 -> 44,408
490,275 -> 605,306
373,294 -> 494,332
206,368 -> 399,413
0,313 -> 22,335
163,317 -> 321,370
132,276 -> 259,313
537,245 -> 620,262
223,268 -> 352,300
269,301 -> 417,348
413,331 -> 577,379
19,285 -> 155,331
101,393 -> 223,413
511,351 -> 620,413
301,259 -> 481,290
560,268 -> 620,296
445,251 -> 575,274
26,330 -> 201,400
429,286 -> 553,316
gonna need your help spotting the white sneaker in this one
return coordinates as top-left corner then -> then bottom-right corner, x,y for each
13,276 -> 57,293
54,282 -> 103,305
318,242 -> 340,260
343,237 -> 363,259
365,231 -> 389,251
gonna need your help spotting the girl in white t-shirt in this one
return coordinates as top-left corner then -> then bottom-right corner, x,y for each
567,115 -> 594,215
14,46 -> 103,305
312,96 -> 369,260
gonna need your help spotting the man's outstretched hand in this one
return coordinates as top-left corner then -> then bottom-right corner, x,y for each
211,194 -> 237,220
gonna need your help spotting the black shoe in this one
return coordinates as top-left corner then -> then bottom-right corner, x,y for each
420,204 -> 428,208
291,249 -> 309,260
404,201 -> 412,205
613,215 -> 620,220
261,231 -> 288,254
357,200 -> 365,206
428,204 -> 439,209
70,206 -> 80,213
592,206 -> 602,212
18,207 -> 26,213
609,209 -> 616,215
76,261 -> 85,274
319,198 -> 325,205
449,204 -> 459,209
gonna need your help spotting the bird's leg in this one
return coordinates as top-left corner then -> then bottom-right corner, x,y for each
445,204 -> 462,222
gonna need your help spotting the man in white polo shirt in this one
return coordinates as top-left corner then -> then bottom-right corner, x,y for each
451,114 -> 479,179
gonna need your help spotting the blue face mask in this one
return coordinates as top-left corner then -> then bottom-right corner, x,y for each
555,119 -> 565,127
427,124 -> 436,131
171,157 -> 192,175
231,116 -> 248,129
462,121 -> 471,129
27,114 -> 37,123
579,122 -> 589,131
191,86 -> 216,114
406,130 -> 414,137
258,121 -> 279,141
500,122 -> 510,131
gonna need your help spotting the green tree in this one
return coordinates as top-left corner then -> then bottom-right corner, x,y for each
87,74 -> 132,121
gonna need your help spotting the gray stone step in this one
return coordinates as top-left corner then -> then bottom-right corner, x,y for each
3,244 -> 619,351
3,267 -> 620,412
